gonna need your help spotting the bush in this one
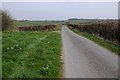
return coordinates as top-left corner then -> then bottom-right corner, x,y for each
68,20 -> 120,45
2,10 -> 14,31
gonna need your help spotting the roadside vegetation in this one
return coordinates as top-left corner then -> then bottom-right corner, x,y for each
69,27 -> 120,55
67,20 -> 119,44
2,31 -> 62,78
67,19 -> 120,55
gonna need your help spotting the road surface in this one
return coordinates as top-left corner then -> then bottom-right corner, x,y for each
62,25 -> 118,78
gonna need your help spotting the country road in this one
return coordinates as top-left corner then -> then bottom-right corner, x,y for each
62,25 -> 118,78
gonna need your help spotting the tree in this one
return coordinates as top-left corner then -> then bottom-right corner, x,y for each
2,10 -> 14,31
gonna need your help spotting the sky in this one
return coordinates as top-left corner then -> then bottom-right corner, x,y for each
1,0 -> 119,2
1,2 -> 118,20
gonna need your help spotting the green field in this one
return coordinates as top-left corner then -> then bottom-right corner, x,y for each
67,19 -> 99,24
14,19 -> 102,27
2,31 -> 62,78
15,20 -> 65,27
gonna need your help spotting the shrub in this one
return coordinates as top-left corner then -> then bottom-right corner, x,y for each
68,20 -> 120,45
2,10 -> 14,31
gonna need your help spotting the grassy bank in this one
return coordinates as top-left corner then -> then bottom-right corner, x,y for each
2,31 -> 62,78
69,27 -> 120,55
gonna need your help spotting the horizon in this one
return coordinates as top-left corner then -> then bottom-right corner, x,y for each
15,18 -> 118,21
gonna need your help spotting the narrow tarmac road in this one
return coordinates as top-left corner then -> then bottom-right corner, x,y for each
62,25 -> 118,78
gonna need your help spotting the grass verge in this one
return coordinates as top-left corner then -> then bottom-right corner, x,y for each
2,31 -> 62,78
69,27 -> 120,55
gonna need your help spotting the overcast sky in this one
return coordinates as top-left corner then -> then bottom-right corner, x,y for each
2,2 -> 118,20
1,0 -> 119,2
